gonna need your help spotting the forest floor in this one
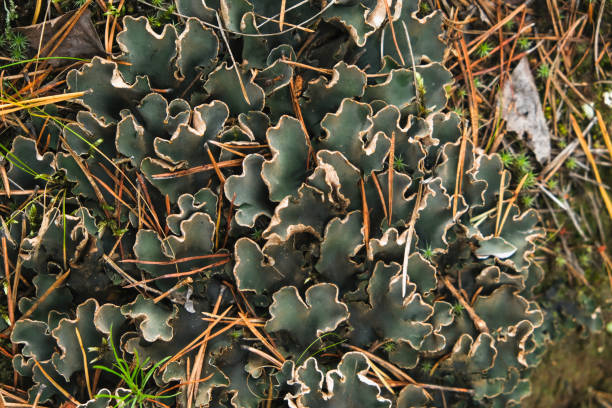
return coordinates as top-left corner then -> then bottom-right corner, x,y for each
432,2 -> 612,406
1,0 -> 611,406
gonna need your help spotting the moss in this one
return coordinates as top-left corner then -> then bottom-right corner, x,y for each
525,327 -> 612,407
0,337 -> 12,384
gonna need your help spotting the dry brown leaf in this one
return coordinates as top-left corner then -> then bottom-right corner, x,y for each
500,57 -> 552,163
16,9 -> 104,66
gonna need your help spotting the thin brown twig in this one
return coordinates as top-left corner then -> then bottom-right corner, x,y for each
153,277 -> 194,303
206,140 -> 247,157
107,0 -> 126,53
0,166 -> 10,198
370,171 -> 389,222
215,12 -> 251,105
388,132 -> 395,224
120,253 -> 229,265
61,139 -> 112,219
151,158 -> 245,179
360,178 -> 370,259
458,36 -> 479,146
383,0 -> 405,65
369,378 -> 474,394
289,75 -> 313,168
343,344 -> 416,384
136,172 -> 165,236
402,181 -> 425,298
75,328 -> 93,400
498,173 -> 528,236
571,115 -> 612,221
243,346 -> 283,369
187,289 -> 224,407
494,170 -> 506,237
596,110 -> 612,161
33,359 -> 81,406
123,258 -> 230,287
222,193 -> 236,249
162,305 -> 233,371
239,312 -> 285,363
2,237 -> 14,330
279,0 -> 287,30
441,276 -> 489,334
453,123 -> 469,218
102,254 -> 162,296
19,269 -> 71,322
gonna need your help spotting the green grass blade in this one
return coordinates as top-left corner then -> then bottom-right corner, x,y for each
0,56 -> 90,70
295,333 -> 344,365
92,365 -> 124,379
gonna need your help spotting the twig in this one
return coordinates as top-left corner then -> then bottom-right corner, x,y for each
458,36 -> 479,146
215,12 -> 251,105
139,0 -> 337,38
370,171 -> 389,223
152,158 -> 245,179
102,254 -> 162,296
162,305 -> 233,371
187,288 -> 224,407
61,139 -> 112,219
120,253 -> 229,265
0,92 -> 86,115
239,312 -> 285,363
402,181 -> 425,298
123,259 -> 230,286
153,277 -> 193,303
19,269 -> 71,322
400,21 -> 420,108
494,170 -> 506,237
279,0 -> 287,30
571,114 -> 612,221
365,357 -> 395,395
32,359 -> 81,406
136,172 -> 164,236
388,132 -> 395,224
453,123 -> 469,217
289,76 -> 313,168
497,173 -> 528,236
596,110 -> 612,161
206,140 -> 247,157
75,328 -> 93,400
593,0 -> 606,78
369,378 -> 474,394
384,0 -> 405,65
343,344 -> 416,384
441,276 -> 489,333
360,178 -> 370,259
206,145 -> 226,184
281,60 -> 333,74
242,346 -> 283,369
255,13 -> 313,33
2,237 -> 14,329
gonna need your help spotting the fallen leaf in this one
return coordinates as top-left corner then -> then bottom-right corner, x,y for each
500,57 -> 551,163
16,9 -> 104,66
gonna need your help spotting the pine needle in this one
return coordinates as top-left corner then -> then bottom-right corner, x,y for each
497,172 -> 528,236
279,0 -> 287,30
596,110 -> 612,161
494,170 -> 506,237
75,327 -> 93,399
33,359 -> 81,406
0,92 -> 85,115
215,12 -> 251,106
388,132 -> 395,224
571,114 -> 612,221
402,182 -> 425,298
